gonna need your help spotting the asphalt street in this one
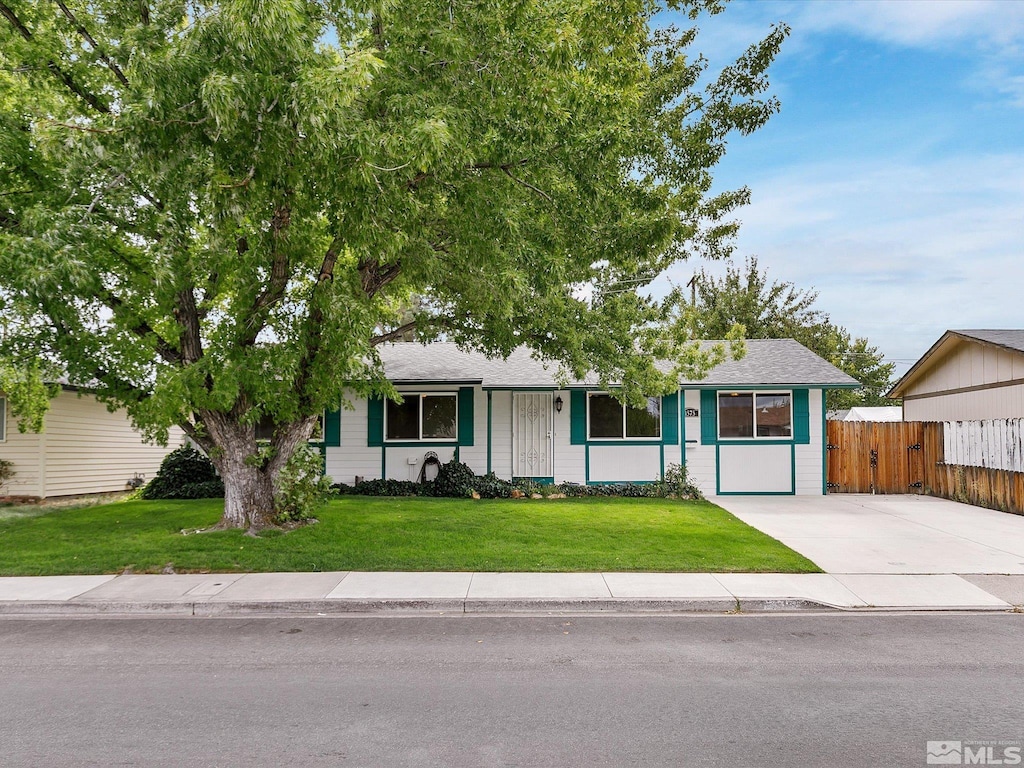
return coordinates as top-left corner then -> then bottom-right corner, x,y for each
1,614 -> 1021,767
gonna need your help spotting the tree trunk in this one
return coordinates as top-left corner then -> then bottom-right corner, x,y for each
198,410 -> 319,532
217,460 -> 277,532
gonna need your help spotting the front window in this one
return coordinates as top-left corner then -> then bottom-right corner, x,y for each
386,394 -> 457,441
587,393 -> 661,440
718,392 -> 792,439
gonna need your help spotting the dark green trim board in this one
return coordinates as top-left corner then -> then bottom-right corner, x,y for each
486,391 -> 493,475
570,390 -> 586,445
380,441 -> 459,448
793,389 -> 810,444
513,476 -> 554,485
680,393 -> 686,465
381,446 -> 386,479
712,439 -> 795,446
584,440 -> 663,447
324,409 -> 341,447
457,387 -> 475,446
700,390 -> 717,444
661,391 -> 679,445
367,396 -> 384,447
585,444 -> 590,484
587,480 -> 658,486
690,383 -> 859,390
791,442 -> 796,494
821,389 -> 828,495
659,443 -> 665,480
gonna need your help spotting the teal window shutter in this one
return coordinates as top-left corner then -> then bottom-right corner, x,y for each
324,408 -> 341,447
661,391 -> 679,445
458,387 -> 475,446
570,390 -> 586,444
793,389 -> 810,444
367,396 -> 384,447
700,390 -> 717,444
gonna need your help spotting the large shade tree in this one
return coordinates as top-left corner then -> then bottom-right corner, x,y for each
0,0 -> 786,530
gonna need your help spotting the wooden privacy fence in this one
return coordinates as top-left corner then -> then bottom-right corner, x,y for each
826,420 -> 1024,516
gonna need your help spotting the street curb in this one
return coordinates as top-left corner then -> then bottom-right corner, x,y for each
0,596 -> 841,616
0,598 -> 1014,617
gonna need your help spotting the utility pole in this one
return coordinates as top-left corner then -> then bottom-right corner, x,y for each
687,274 -> 698,306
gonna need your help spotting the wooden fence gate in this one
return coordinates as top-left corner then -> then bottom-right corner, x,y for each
826,421 -> 926,494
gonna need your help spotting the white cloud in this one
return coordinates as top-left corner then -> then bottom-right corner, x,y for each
794,0 -> 1024,48
665,153 -> 1024,372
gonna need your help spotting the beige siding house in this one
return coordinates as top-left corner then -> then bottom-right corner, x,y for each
0,388 -> 184,500
888,330 -> 1024,421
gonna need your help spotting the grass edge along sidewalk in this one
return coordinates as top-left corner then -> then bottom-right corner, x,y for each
0,496 -> 820,576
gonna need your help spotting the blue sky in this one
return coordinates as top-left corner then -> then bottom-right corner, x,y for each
657,0 -> 1024,375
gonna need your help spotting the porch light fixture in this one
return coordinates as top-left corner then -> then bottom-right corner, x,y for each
554,396 -> 564,413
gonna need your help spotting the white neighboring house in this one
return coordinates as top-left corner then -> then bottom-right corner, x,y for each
0,387 -> 184,500
887,330 -> 1024,421
322,340 -> 859,497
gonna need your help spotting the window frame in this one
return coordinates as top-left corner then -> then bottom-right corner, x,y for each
585,392 -> 662,441
716,390 -> 794,441
384,392 -> 459,443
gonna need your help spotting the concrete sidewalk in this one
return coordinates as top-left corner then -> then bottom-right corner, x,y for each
0,571 -> 1019,616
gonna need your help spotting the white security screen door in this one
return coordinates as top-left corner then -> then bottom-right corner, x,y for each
512,393 -> 554,478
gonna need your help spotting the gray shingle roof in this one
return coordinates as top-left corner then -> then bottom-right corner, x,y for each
952,330 -> 1024,355
377,340 -> 859,388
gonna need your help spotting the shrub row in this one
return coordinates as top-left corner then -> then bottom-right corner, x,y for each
333,460 -> 704,501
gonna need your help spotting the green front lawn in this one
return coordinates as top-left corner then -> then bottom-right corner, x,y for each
0,496 -> 820,575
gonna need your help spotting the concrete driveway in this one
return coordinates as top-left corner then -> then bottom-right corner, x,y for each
713,494 -> 1024,574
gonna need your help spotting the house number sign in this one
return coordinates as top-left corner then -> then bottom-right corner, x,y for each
685,408 -> 698,417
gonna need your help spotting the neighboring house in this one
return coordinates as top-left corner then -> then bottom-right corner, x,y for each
887,330 -> 1024,421
827,406 -> 903,422
323,340 -> 858,497
0,387 -> 184,500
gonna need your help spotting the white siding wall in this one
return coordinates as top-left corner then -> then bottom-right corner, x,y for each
795,388 -> 825,495
551,390 -> 585,483
41,390 -> 183,498
683,389 -> 717,496
663,442 -> 682,474
489,391 -> 513,479
589,445 -> 661,483
325,397 -> 381,484
385,446 -> 457,481
0,396 -> 43,497
719,444 -> 792,493
904,383 -> 1024,422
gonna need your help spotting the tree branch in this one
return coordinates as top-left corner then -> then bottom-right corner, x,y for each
53,0 -> 130,87
358,258 -> 401,299
502,167 -> 552,203
98,290 -> 181,365
173,288 -> 203,364
0,1 -> 111,114
370,321 -> 418,346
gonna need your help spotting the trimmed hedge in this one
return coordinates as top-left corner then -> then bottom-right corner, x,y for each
332,460 -> 704,500
141,446 -> 224,500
